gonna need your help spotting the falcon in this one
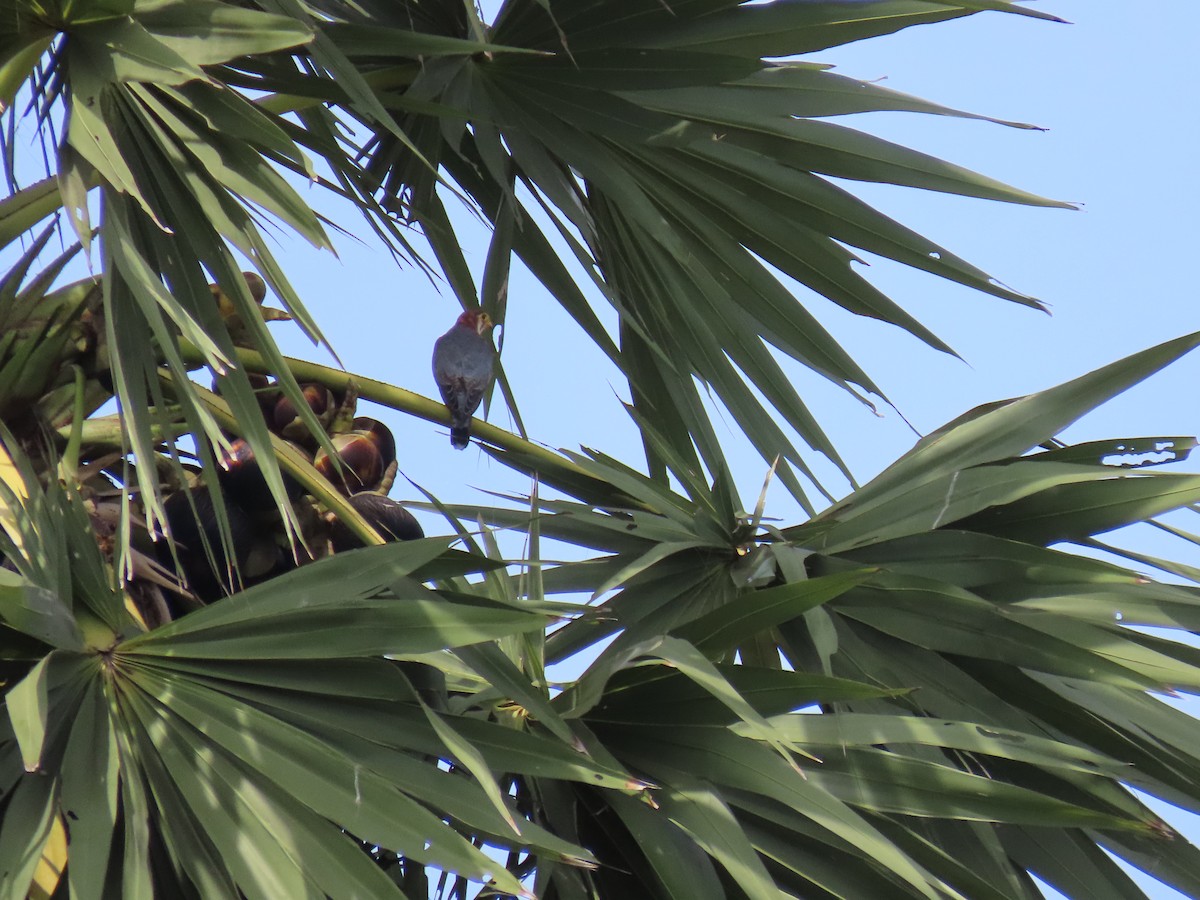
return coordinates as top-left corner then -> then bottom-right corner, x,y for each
432,310 -> 495,449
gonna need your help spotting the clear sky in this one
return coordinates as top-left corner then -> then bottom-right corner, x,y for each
3,3 -> 1198,897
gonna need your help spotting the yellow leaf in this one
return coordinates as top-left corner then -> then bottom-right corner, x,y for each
28,813 -> 67,900
0,439 -> 27,497
0,437 -> 28,551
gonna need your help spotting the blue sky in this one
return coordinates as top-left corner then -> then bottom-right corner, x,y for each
3,3 -> 1198,896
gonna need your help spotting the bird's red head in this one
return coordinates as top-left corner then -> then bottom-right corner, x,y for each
457,310 -> 494,335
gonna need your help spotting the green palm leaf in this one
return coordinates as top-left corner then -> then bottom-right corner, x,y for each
342,0 -> 1073,504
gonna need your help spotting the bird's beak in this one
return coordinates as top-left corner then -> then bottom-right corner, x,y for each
476,312 -> 494,334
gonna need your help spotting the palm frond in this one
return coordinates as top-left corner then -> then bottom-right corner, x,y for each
342,0 -> 1072,505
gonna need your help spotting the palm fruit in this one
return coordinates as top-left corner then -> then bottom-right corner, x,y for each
314,418 -> 396,495
271,382 -> 337,444
210,271 -> 290,347
329,492 -> 424,553
431,310 -> 495,449
314,433 -> 384,495
209,371 -> 281,425
249,373 -> 281,422
217,438 -> 304,513
243,271 -> 268,304
350,417 -> 396,468
158,485 -> 278,603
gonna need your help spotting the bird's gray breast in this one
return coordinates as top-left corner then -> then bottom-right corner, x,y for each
433,329 -> 494,383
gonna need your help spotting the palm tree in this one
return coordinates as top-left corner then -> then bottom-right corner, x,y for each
2,1 -> 1199,898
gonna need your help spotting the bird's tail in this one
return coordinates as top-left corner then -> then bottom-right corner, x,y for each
450,427 -> 470,449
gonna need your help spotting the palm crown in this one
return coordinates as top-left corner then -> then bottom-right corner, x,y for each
2,2 -> 1199,899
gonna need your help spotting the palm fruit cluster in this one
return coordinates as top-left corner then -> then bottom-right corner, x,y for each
157,379 -> 423,613
0,261 -> 425,627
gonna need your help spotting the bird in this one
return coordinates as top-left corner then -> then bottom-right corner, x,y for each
432,310 -> 495,449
